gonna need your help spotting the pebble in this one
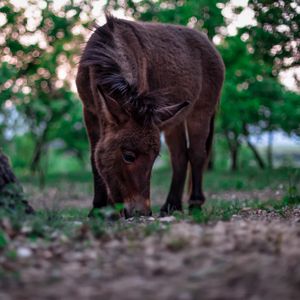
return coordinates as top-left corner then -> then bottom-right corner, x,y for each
17,247 -> 33,258
159,216 -> 176,223
73,221 -> 83,226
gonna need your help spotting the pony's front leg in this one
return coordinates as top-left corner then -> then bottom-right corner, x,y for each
83,108 -> 108,217
160,123 -> 188,216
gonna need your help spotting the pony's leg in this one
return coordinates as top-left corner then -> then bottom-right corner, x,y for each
83,108 -> 108,215
160,123 -> 188,216
187,112 -> 214,211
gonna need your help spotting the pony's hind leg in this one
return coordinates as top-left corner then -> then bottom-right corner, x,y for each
160,123 -> 188,216
187,112 -> 214,211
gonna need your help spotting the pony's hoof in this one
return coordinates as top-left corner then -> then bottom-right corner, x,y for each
160,203 -> 182,217
88,208 -> 103,218
188,200 -> 203,214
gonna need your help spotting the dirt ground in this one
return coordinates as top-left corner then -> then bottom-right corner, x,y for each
1,188 -> 300,300
26,185 -> 286,210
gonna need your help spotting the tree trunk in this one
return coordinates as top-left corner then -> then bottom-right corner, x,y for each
245,138 -> 266,169
242,124 -> 266,170
30,131 -> 47,173
0,151 -> 18,190
30,126 -> 49,188
230,145 -> 239,171
267,131 -> 273,169
225,131 -> 240,172
0,150 -> 34,213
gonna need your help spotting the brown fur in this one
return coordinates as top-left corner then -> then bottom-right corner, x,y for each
76,15 -> 225,217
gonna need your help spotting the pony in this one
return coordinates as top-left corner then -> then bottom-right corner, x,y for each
76,15 -> 224,217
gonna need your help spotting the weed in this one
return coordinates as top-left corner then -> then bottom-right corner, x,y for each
166,237 -> 187,252
144,221 -> 164,236
5,249 -> 17,261
89,219 -> 107,239
190,200 -> 242,224
0,229 -> 8,250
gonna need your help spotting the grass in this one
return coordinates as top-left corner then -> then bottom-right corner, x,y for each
0,183 -> 299,245
18,166 -> 300,198
152,165 -> 300,192
0,187 -> 299,283
0,165 -> 297,253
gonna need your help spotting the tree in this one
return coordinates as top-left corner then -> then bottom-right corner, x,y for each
245,0 -> 300,73
239,0 -> 300,166
0,150 -> 34,213
0,0 -> 91,183
218,35 -> 293,170
106,0 -> 228,39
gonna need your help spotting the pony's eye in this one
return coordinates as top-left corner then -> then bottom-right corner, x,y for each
122,150 -> 136,164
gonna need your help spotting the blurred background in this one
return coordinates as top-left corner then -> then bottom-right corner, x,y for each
0,0 -> 299,207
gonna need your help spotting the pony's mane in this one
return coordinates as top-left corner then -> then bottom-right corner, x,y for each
80,15 -> 166,125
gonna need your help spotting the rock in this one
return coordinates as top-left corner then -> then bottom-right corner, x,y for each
159,216 -> 176,223
17,247 -> 32,258
73,221 -> 83,226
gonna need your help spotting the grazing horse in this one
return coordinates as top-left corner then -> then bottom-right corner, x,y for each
76,15 -> 224,218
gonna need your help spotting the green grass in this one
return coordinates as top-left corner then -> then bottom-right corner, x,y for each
0,189 -> 299,285
18,166 -> 299,193
1,184 -> 299,248
19,170 -> 93,186
152,166 -> 300,194
204,168 -> 299,191
4,160 -> 297,247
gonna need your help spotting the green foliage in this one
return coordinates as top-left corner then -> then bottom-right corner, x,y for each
0,0 -> 90,179
0,229 -> 8,250
106,0 -> 227,38
245,0 -> 300,72
275,90 -> 300,136
0,0 -> 299,180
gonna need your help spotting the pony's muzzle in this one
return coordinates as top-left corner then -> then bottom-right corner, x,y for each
124,198 -> 152,218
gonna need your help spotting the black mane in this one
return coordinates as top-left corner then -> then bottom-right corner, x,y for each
80,16 -> 133,99
80,15 -> 165,125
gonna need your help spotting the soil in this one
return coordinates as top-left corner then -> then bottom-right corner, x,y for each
1,196 -> 300,300
26,185 -> 286,210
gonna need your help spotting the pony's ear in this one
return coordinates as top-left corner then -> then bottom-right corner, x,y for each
155,101 -> 190,126
97,86 -> 129,125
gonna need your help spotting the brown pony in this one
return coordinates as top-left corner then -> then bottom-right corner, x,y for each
76,15 -> 224,218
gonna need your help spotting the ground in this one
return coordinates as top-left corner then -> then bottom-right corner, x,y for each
0,168 -> 300,300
